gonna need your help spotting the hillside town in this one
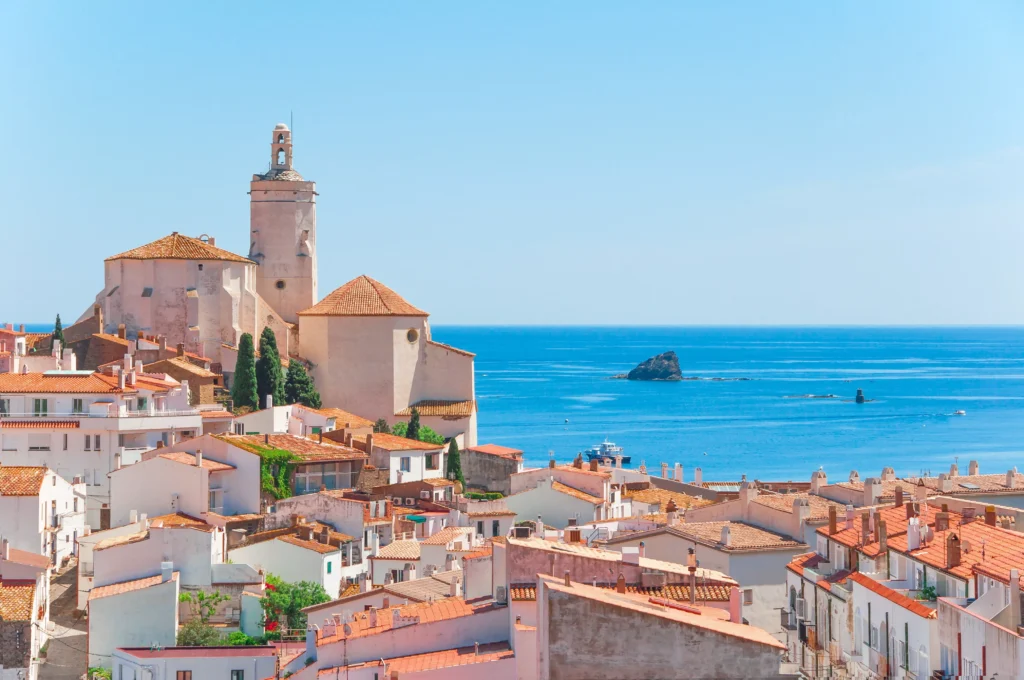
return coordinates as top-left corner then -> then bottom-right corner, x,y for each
3,126 -> 1024,680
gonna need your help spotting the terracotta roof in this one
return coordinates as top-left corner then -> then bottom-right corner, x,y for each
752,492 -> 846,522
95,531 -> 149,551
0,581 -> 36,621
383,571 -> 462,602
215,433 -> 368,462
278,534 -> 341,555
4,547 -> 50,570
425,340 -> 476,358
106,233 -> 253,264
463,545 -> 493,561
466,510 -> 517,517
421,527 -> 474,546
464,444 -> 523,460
298,275 -> 427,317
363,433 -> 441,452
372,539 -> 421,560
339,582 -> 361,599
157,452 -> 235,472
510,582 -> 732,603
674,521 -> 803,552
317,598 -> 480,644
0,420 -> 80,429
0,467 -> 47,495
92,333 -> 131,347
317,642 -> 512,676
144,356 -> 218,378
552,464 -> 612,479
538,575 -> 783,649
551,481 -> 604,505
90,572 -> 179,600
847,572 -> 937,618
905,472 -> 1024,494
818,503 -> 931,558
829,478 -> 904,500
0,372 -> 133,394
149,512 -> 216,532
396,400 -> 476,418
200,410 -> 234,419
888,516 -> 1024,583
623,487 -> 712,511
306,406 -> 374,429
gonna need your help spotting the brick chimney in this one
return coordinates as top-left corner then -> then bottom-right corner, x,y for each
828,505 -> 837,535
573,455 -> 583,469
549,459 -> 556,469
117,324 -> 126,340
895,485 -> 904,508
945,533 -> 961,569
589,459 -> 599,472
176,342 -> 185,358
935,512 -> 949,532
320,526 -> 329,544
877,519 -> 887,551
906,501 -> 918,520
563,570 -> 571,586
985,505 -> 997,526
860,512 -> 870,545
616,573 -> 626,594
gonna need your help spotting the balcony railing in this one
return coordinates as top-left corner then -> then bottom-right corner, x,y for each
0,409 -> 200,419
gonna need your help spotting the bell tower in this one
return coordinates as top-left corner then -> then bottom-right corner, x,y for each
249,123 -> 317,323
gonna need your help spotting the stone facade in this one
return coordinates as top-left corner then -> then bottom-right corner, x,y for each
0,620 -> 31,673
463,446 -> 523,495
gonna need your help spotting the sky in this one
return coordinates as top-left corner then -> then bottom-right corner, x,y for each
2,2 -> 1023,325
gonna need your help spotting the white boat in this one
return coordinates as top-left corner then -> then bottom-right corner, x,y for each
584,440 -> 630,464
953,410 -> 966,416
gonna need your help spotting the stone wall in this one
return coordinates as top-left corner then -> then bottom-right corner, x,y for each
463,450 -> 519,496
0,621 -> 31,671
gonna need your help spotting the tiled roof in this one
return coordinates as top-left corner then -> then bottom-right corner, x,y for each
383,570 -> 461,602
298,275 -> 427,317
396,400 -> 476,418
317,642 -> 512,676
463,545 -> 493,561
510,582 -> 732,603
466,510 -> 516,517
425,340 -> 476,358
0,466 -> 47,496
539,575 -> 784,649
90,572 -> 178,600
818,503 -> 930,558
829,478 -> 904,500
888,516 -> 1024,583
373,539 -> 421,560
215,434 -> 368,462
5,547 -> 50,569
847,572 -> 937,618
148,512 -> 216,532
0,372 -> 133,394
95,531 -> 148,551
157,452 -> 235,472
464,444 -> 523,460
551,481 -> 604,505
363,433 -> 441,452
752,492 -> 846,522
552,464 -> 611,479
317,598 -> 479,644
278,534 -> 341,555
339,582 -> 361,599
623,487 -> 712,511
674,521 -> 804,552
93,333 -> 131,347
0,581 -> 36,621
200,410 -> 234,419
307,406 -> 374,429
0,420 -> 80,429
106,233 -> 253,264
905,472 -> 1024,494
144,356 -> 218,378
421,527 -> 474,546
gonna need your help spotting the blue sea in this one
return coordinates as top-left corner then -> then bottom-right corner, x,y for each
430,326 -> 1024,482
23,323 -> 1024,482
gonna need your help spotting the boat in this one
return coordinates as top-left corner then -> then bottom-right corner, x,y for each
953,410 -> 966,416
584,440 -> 631,464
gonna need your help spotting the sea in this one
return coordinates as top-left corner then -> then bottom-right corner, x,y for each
23,323 -> 1024,482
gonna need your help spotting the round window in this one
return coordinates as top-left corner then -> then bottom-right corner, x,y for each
275,280 -> 286,290
407,329 -> 419,343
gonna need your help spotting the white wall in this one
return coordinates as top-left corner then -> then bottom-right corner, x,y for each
113,648 -> 278,680
505,478 -> 602,529
230,538 -> 341,597
93,525 -> 219,589
510,467 -> 608,499
110,457 -> 207,527
88,575 -> 179,669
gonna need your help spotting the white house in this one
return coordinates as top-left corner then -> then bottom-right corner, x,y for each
88,568 -> 180,669
266,489 -> 395,555
0,465 -> 86,565
505,475 -> 607,529
112,646 -> 278,680
361,432 -> 446,485
0,368 -> 202,528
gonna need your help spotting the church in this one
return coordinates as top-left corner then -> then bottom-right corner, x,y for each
76,124 -> 477,445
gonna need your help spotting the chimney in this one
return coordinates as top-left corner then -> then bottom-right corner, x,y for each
161,561 -> 173,582
117,324 -> 126,339
849,470 -> 860,484
935,512 -> 949,532
19,324 -> 25,333
1011,569 -> 1021,630
616,573 -> 626,594
946,533 -> 961,569
320,526 -> 330,544
195,450 -> 203,468
264,433 -> 270,445
208,236 -> 216,246
404,562 -> 417,582
589,459 -> 599,472
694,467 -> 703,485
810,469 -> 827,494
661,462 -> 669,479
674,463 -> 683,482
450,576 -> 460,597
877,519 -> 887,551
114,453 -> 122,470
727,586 -> 743,623
906,501 -> 918,520
916,480 -> 928,502
359,572 -> 369,593
969,460 -> 979,476
738,480 -> 756,509
535,515 -> 544,537
118,369 -> 126,390
985,505 -> 997,526
572,454 -> 582,469
368,608 -> 377,628
950,463 -> 959,478
564,570 -> 571,586
123,352 -> 133,374
894,485 -> 904,508
176,342 -> 185,358
720,524 -> 731,547
638,541 -> 646,558
156,441 -> 164,449
129,509 -> 138,524
1008,469 -> 1017,489
863,478 -> 882,507
907,518 -> 921,550
860,512 -> 870,545
614,454 -> 623,470
549,459 -> 556,469
666,499 -> 678,525
881,467 -> 895,481
383,596 -> 390,609
937,473 -> 952,493
828,505 -> 837,535
1,538 -> 8,560
475,641 -> 480,656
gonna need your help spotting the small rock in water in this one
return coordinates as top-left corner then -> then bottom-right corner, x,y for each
627,351 -> 683,381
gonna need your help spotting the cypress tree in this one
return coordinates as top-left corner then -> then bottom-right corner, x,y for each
232,333 -> 259,411
52,314 -> 65,351
446,438 -> 465,489
256,327 -> 286,409
406,407 -> 421,442
284,361 -> 322,409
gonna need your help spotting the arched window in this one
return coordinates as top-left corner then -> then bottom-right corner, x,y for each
277,148 -> 286,165
277,134 -> 285,143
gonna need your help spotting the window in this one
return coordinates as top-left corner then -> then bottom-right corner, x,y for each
63,433 -> 68,450
28,434 -> 51,451
141,287 -> 153,297
278,134 -> 285,143
84,435 -> 91,451
407,328 -> 419,343
400,457 -> 411,472
137,397 -> 147,411
426,453 -> 439,470
176,672 -> 192,680
276,280 -> 286,290
1,434 -> 16,451
277,148 -> 286,165
94,434 -> 101,451
74,498 -> 78,512
33,398 -> 47,417
476,521 -> 484,536
231,671 -> 244,680
197,264 -> 203,271
327,561 -> 332,574
0,398 -> 10,417
492,519 -> 500,537
234,422 -> 244,435
743,589 -> 754,605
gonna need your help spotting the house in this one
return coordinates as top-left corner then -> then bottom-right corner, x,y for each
904,460 -> 1024,509
112,646 -> 278,680
0,367 -> 202,528
0,539 -> 50,680
622,482 -> 712,516
357,433 -> 445,486
88,568 -> 180,668
266,489 -> 396,556
76,515 -> 149,610
302,569 -> 463,621
461,444 -> 524,496
506,458 -> 632,527
0,465 -> 86,565
816,468 -> 905,507
374,478 -> 455,506
143,354 -> 222,405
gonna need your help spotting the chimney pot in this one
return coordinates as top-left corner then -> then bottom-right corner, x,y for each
1,538 -> 9,561
895,485 -> 904,507
264,433 -> 270,445
615,573 -> 626,593
176,342 -> 185,358
946,533 -> 961,568
986,505 -> 998,526
828,505 -> 837,535
589,459 -> 599,472
195,450 -> 203,468
117,324 -> 126,340
564,570 -> 571,586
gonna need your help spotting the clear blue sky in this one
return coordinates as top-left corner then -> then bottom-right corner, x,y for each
3,2 -> 1023,325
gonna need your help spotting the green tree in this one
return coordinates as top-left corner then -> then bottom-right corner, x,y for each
418,426 -> 445,445
373,418 -> 391,434
284,361 -> 322,408
446,438 -> 465,489
232,333 -> 259,411
52,314 -> 65,351
176,589 -> 230,646
256,327 -> 286,409
406,407 -> 421,442
177,619 -> 224,646
261,574 -> 330,630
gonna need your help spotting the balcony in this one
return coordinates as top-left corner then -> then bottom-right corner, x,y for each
781,609 -> 798,630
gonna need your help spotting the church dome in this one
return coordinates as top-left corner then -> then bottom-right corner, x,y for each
298,275 -> 427,317
274,123 -> 289,130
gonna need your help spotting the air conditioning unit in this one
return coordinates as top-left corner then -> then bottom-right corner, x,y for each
405,498 -> 416,506
496,586 -> 507,603
420,490 -> 430,499
513,526 -> 531,539
796,597 -> 807,620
